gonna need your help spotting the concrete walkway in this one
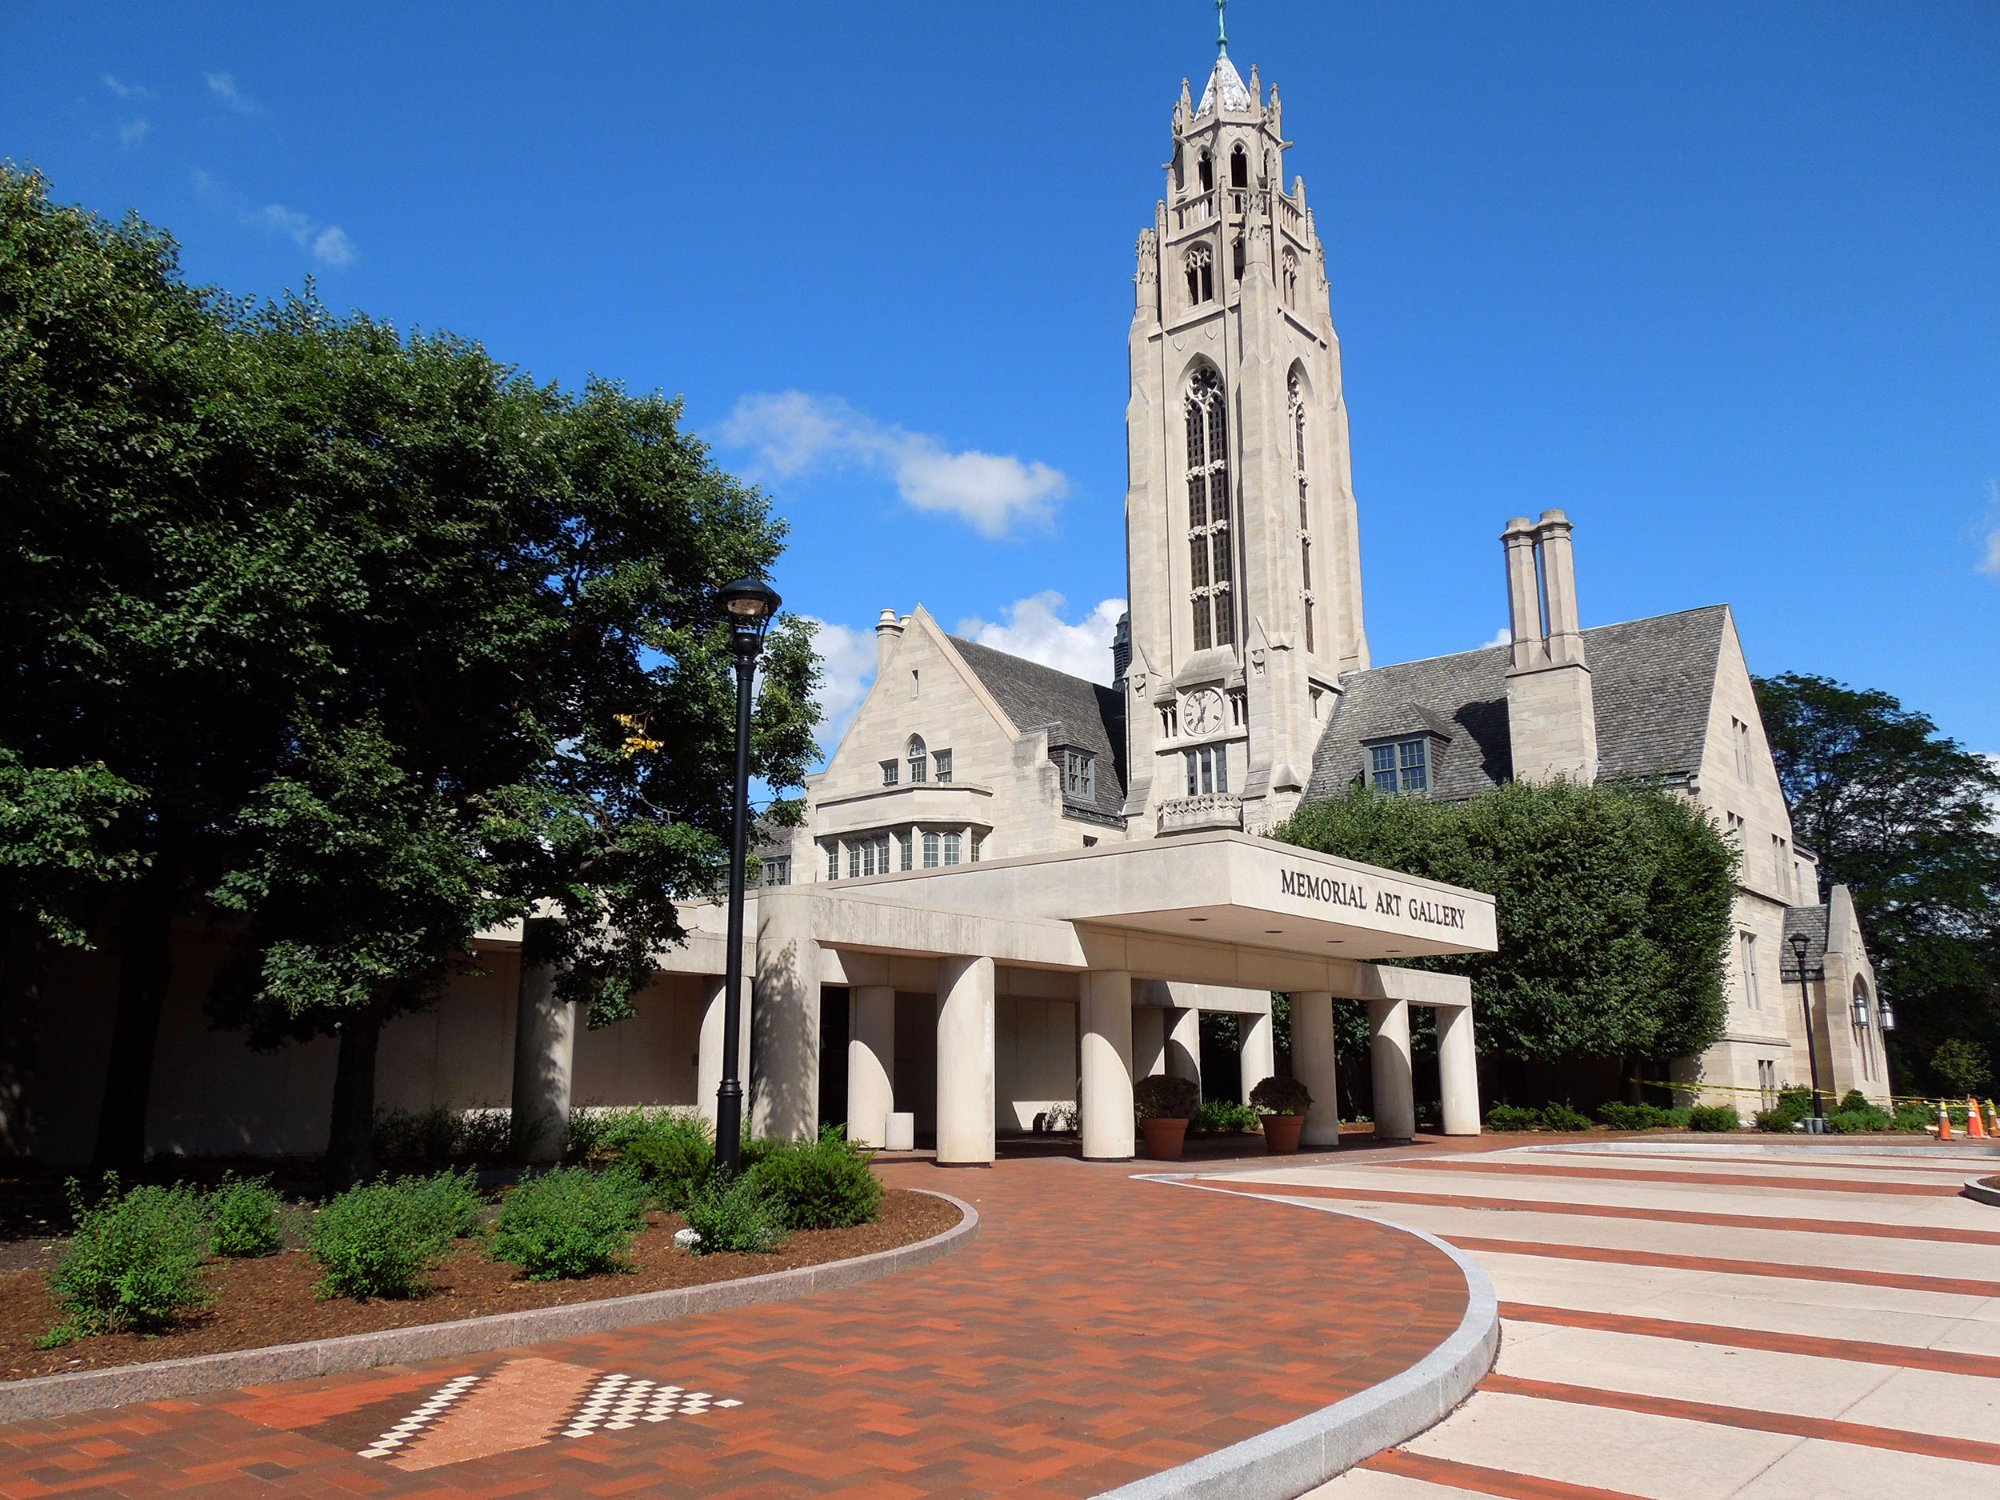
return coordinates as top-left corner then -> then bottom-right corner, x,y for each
1202,1138 -> 2000,1500
0,1152 -> 1474,1498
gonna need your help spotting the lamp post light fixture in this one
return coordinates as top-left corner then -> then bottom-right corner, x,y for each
1878,995 -> 1896,1032
1787,930 -> 1827,1128
714,576 -> 782,1176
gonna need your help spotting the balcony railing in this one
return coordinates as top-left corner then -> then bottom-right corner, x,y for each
1158,793 -> 1243,834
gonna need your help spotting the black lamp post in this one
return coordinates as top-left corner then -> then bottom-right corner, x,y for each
1787,931 -> 1827,1128
714,576 -> 781,1176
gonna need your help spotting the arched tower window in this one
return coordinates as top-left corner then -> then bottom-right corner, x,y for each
1197,150 -> 1213,193
1229,144 -> 1248,188
906,734 -> 928,784
1281,247 -> 1299,305
1290,371 -> 1315,654
1184,368 -> 1235,651
1183,246 -> 1213,306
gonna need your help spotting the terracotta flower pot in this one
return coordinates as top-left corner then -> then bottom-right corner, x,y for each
1141,1116 -> 1189,1161
1262,1112 -> 1306,1154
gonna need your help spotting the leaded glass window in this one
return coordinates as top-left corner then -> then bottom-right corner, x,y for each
1184,368 -> 1234,651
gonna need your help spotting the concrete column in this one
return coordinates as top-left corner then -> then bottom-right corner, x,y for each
1438,1003 -> 1481,1136
1166,1005 -> 1202,1097
847,985 -> 896,1149
1239,1006 -> 1276,1104
935,957 -> 995,1165
1291,991 -> 1342,1148
1080,969 -> 1135,1160
510,927 -> 576,1164
1367,997 -> 1416,1142
696,974 -> 753,1132
751,890 -> 820,1142
1132,1005 -> 1168,1079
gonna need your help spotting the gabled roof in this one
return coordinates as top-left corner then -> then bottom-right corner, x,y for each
1305,605 -> 1731,802
948,637 -> 1128,821
1781,905 -> 1830,976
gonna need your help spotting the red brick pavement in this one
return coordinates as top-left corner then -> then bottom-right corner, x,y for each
0,1154 -> 1472,1498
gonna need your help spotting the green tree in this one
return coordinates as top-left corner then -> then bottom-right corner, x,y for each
1930,1039 -> 1992,1098
1754,672 -> 2000,1093
1275,780 -> 1737,1092
1,165 -> 309,1168
1,170 -> 822,1182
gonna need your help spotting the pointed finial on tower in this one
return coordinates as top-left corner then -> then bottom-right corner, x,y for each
1215,0 -> 1229,56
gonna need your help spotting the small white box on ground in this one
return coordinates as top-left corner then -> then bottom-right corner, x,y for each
884,1112 -> 915,1151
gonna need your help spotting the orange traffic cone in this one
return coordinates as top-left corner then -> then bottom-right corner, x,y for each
1968,1098 -> 1989,1139
1937,1101 -> 1954,1142
1986,1100 -> 1999,1136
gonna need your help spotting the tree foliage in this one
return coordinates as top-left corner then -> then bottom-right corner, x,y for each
1754,672 -> 2000,1093
0,166 -> 822,1180
1275,779 -> 1737,1071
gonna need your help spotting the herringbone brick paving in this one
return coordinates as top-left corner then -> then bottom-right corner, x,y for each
0,1153 -> 1471,1498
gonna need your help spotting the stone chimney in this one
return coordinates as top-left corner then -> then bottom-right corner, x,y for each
1111,610 -> 1133,688
1502,509 -> 1598,783
874,608 -> 904,672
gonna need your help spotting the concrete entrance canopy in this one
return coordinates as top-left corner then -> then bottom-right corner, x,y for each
738,832 -> 1495,1164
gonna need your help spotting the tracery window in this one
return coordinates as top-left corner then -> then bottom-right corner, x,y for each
1184,246 -> 1214,306
1183,368 -> 1234,651
906,734 -> 928,784
1289,372 -> 1315,654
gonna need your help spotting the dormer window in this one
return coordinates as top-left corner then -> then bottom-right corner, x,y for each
1369,737 -> 1430,794
1063,750 -> 1096,801
906,734 -> 928,784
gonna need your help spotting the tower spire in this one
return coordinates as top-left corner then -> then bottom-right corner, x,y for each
1215,0 -> 1229,56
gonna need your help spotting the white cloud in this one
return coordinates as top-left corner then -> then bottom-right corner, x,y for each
205,71 -> 260,114
118,118 -> 151,149
956,592 -> 1126,684
1480,624 -> 1512,649
311,225 -> 356,268
720,390 -> 1067,538
101,74 -> 151,100
246,202 -> 356,266
801,616 -> 878,757
1979,479 -> 2000,577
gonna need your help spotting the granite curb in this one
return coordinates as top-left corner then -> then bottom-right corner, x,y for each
0,1189 -> 976,1425
1517,1138 -> 2000,1159
1963,1177 -> 2000,1208
1095,1174 -> 1499,1500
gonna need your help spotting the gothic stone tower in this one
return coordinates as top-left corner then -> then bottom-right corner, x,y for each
1121,37 -> 1368,838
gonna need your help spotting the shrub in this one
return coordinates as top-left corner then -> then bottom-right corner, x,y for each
1838,1090 -> 1869,1113
1776,1085 -> 1814,1117
1892,1100 -> 1935,1132
680,1172 -> 786,1254
1688,1104 -> 1740,1132
1485,1103 -> 1541,1131
1827,1105 -> 1891,1134
42,1175 -> 212,1345
373,1106 -> 461,1165
308,1170 -> 481,1300
1248,1075 -> 1312,1116
1192,1098 -> 1260,1134
455,1108 -> 515,1162
616,1111 -> 716,1209
1596,1102 -> 1690,1131
207,1174 -> 284,1258
1753,1107 -> 1801,1133
1134,1075 -> 1199,1120
750,1128 -> 883,1230
1540,1102 -> 1592,1132
489,1166 -> 649,1280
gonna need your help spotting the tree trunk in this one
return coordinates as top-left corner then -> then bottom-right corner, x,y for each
91,864 -> 177,1173
323,1006 -> 385,1192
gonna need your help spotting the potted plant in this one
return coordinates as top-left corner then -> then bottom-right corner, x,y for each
1250,1075 -> 1313,1155
1134,1075 -> 1200,1161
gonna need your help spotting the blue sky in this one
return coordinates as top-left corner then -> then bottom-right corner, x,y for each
6,2 -> 1997,761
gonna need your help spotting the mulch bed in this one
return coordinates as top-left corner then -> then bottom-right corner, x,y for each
0,1188 -> 957,1383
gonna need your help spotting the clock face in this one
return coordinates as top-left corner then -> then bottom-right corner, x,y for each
1182,688 -> 1225,736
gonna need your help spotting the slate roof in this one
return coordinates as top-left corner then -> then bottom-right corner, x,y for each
1305,605 -> 1732,803
948,636 -> 1128,823
1780,905 -> 1830,976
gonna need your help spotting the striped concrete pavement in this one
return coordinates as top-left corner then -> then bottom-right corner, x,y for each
1205,1138 -> 2000,1500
